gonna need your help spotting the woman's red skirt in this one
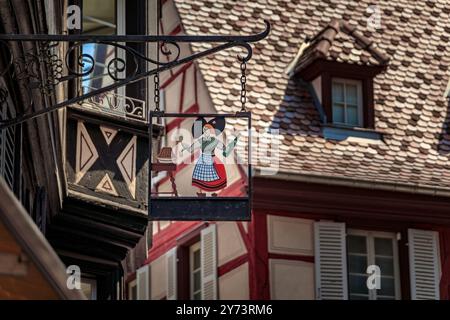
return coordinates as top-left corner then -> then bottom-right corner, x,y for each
192,157 -> 227,191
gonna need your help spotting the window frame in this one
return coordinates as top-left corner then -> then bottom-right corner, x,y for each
80,0 -> 126,97
128,279 -> 137,300
347,229 -> 401,300
331,78 -> 363,127
309,62 -> 380,130
80,277 -> 98,300
189,241 -> 202,300
175,223 -> 209,300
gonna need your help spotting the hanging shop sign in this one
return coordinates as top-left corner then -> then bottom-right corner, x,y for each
149,111 -> 252,221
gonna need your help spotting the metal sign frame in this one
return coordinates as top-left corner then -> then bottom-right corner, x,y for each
149,111 -> 252,221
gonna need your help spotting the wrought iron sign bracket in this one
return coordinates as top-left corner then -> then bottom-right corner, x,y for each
0,20 -> 270,130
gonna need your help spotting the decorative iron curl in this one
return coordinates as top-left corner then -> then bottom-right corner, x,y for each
0,87 -> 8,105
41,42 -> 64,83
64,41 -> 181,82
125,100 -> 144,118
104,42 -> 139,81
0,19 -> 271,129
159,41 -> 181,62
65,43 -> 95,77
0,41 -> 63,96
235,41 -> 253,63
0,41 -> 13,78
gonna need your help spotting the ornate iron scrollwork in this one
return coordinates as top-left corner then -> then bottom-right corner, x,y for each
0,20 -> 270,129
0,87 -> 8,105
82,85 -> 146,121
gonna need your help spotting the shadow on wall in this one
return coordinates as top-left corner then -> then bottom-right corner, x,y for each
268,76 -> 322,139
438,98 -> 450,155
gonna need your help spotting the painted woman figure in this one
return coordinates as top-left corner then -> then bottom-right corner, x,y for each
184,117 -> 238,196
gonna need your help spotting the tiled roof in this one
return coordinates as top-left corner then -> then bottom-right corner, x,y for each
294,19 -> 389,74
175,0 -> 450,191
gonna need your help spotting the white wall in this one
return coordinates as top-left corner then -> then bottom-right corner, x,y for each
267,215 -> 315,300
217,222 -> 247,265
267,215 -> 314,255
270,259 -> 314,300
219,263 -> 249,300
150,255 -> 166,300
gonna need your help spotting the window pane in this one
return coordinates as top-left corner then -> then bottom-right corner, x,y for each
193,292 -> 201,300
348,255 -> 367,274
82,0 -> 117,93
80,281 -> 93,300
131,285 -> 137,300
193,271 -> 201,291
349,275 -> 369,295
332,82 -> 344,103
83,0 -> 116,35
332,104 -> 345,123
377,277 -> 396,297
347,235 -> 367,254
346,105 -> 359,126
377,296 -> 395,300
193,249 -> 201,270
350,294 -> 369,300
346,84 -> 358,105
375,238 -> 393,256
375,257 -> 394,276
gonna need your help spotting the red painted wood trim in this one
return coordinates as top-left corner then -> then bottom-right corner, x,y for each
398,229 -> 411,299
176,222 -> 209,246
161,62 -> 193,89
236,221 -> 251,252
439,229 -> 450,299
169,24 -> 182,36
176,223 -> 208,300
178,68 -> 186,113
258,210 -> 442,235
253,177 -> 450,225
126,271 -> 136,283
147,221 -> 202,263
248,211 -> 270,300
194,61 -> 199,105
165,102 -> 199,133
218,254 -> 248,277
268,253 -> 314,263
218,178 -> 246,197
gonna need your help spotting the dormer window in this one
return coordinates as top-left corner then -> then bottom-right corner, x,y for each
290,19 -> 389,140
332,78 -> 363,127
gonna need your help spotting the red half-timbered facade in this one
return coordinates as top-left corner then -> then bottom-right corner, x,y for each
129,0 -> 450,300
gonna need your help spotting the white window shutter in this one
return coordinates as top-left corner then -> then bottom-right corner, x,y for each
408,229 -> 440,300
314,221 -> 348,300
166,247 -> 178,300
136,264 -> 150,300
201,224 -> 218,300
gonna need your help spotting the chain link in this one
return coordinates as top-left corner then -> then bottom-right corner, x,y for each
240,61 -> 247,112
154,72 -> 160,111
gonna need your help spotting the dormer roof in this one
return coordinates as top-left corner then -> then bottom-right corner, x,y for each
293,19 -> 390,76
